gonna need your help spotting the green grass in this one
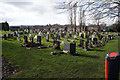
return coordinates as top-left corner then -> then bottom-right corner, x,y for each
2,32 -> 119,78
0,31 -> 14,34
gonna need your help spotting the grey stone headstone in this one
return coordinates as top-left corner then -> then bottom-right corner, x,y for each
63,43 -> 76,54
46,34 -> 49,42
17,37 -> 21,41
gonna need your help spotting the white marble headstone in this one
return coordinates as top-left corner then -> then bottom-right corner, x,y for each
92,34 -> 95,41
34,35 -> 37,39
74,35 -> 77,39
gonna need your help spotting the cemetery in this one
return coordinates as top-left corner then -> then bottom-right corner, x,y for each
0,0 -> 120,79
1,29 -> 120,78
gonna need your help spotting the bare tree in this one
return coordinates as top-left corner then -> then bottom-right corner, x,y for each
57,0 -> 120,32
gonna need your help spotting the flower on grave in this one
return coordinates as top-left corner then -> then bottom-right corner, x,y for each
53,44 -> 58,49
99,41 -> 102,44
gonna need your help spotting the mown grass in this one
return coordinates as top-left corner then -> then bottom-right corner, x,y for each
2,32 -> 119,78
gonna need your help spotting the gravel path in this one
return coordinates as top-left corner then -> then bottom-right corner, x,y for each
1,55 -> 19,79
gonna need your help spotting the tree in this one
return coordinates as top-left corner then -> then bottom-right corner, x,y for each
57,0 -> 120,32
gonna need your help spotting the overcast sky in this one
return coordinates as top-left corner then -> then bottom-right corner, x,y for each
0,0 -> 117,26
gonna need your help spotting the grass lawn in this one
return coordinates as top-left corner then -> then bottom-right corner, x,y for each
2,32 -> 119,78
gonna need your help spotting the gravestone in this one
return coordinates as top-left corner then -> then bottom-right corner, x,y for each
108,35 -> 112,40
3,34 -> 7,40
24,36 -> 28,43
8,34 -> 11,38
81,34 -> 84,39
79,32 -> 82,37
57,35 -> 61,40
46,34 -> 49,42
14,32 -> 17,37
78,39 -> 84,48
51,34 -> 54,39
11,34 -> 13,38
63,43 -> 76,54
17,36 -> 21,41
93,38 -> 97,44
53,41 -> 60,49
85,34 -> 89,39
91,34 -> 95,41
83,40 -> 90,51
69,33 -> 72,37
65,35 -> 68,41
33,32 -> 36,37
37,36 -> 41,45
74,35 -> 77,40
61,33 -> 65,38
34,35 -> 37,39
102,38 -> 105,46
29,34 -> 32,39
89,40 -> 92,48
30,37 -> 34,43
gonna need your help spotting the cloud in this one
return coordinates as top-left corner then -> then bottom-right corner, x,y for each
5,2 -> 33,8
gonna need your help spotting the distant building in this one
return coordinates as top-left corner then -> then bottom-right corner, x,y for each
9,26 -> 20,31
0,21 -> 9,31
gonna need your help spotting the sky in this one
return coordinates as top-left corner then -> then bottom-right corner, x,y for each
0,0 -> 117,26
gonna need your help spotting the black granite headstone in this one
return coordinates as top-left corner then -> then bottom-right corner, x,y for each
3,34 -> 7,40
81,34 -> 84,38
37,36 -> 41,45
53,41 -> 60,49
8,34 -> 11,38
24,36 -> 28,43
78,39 -> 84,48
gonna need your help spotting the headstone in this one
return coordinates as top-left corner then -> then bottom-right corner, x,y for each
24,36 -> 28,43
46,34 -> 49,42
14,32 -> 17,37
79,32 -> 82,37
30,37 -> 33,43
3,34 -> 7,40
83,40 -> 90,51
63,43 -> 76,54
74,35 -> 77,40
17,37 -> 21,41
81,34 -> 84,39
8,34 -> 11,38
69,33 -> 72,37
93,38 -> 97,44
51,34 -> 54,39
102,38 -> 105,46
29,34 -> 32,39
53,41 -> 60,49
34,35 -> 37,39
85,34 -> 89,39
37,36 -> 41,45
78,39 -> 84,48
11,34 -> 13,38
89,40 -> 92,48
91,34 -> 95,41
